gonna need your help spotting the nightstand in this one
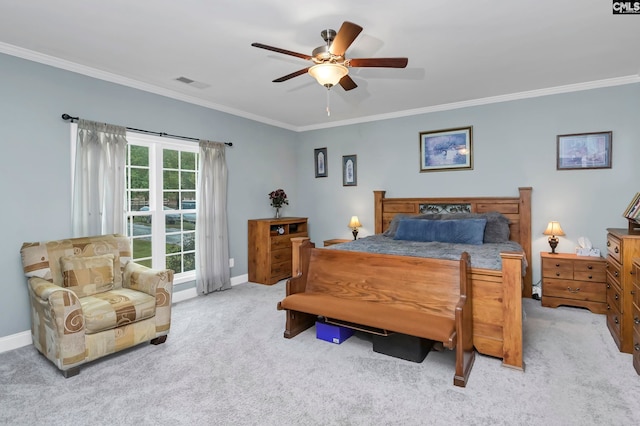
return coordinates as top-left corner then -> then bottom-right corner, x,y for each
323,238 -> 351,247
541,252 -> 607,314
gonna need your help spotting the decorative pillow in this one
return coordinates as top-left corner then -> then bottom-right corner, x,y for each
60,254 -> 115,297
384,211 -> 510,243
393,219 -> 487,245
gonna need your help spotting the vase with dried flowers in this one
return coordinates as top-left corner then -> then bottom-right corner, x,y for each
268,188 -> 288,218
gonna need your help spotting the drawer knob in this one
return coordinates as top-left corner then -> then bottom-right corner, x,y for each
635,317 -> 640,325
555,272 -> 560,277
636,344 -> 640,352
607,304 -> 611,310
615,294 -> 619,300
555,263 -> 560,267
615,247 -> 619,254
588,275 -> 593,279
614,316 -> 619,324
567,287 -> 580,294
587,265 -> 593,270
615,271 -> 619,277
607,241 -> 611,247
607,283 -> 611,289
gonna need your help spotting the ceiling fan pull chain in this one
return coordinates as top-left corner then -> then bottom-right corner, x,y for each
326,88 -> 331,117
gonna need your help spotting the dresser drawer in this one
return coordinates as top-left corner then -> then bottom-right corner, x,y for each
270,260 -> 292,278
271,235 -> 292,250
633,326 -> 640,375
607,233 -> 621,263
607,303 -> 622,349
543,278 -> 605,302
606,258 -> 622,287
271,247 -> 291,264
542,258 -> 573,279
607,282 -> 623,313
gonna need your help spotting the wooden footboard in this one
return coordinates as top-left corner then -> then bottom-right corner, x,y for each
291,237 -> 525,370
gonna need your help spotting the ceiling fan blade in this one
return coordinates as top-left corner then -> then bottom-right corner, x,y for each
329,21 -> 363,57
251,43 -> 312,61
348,58 -> 409,68
273,68 -> 310,83
339,75 -> 358,91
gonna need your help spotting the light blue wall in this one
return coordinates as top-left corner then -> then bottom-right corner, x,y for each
294,84 -> 640,287
0,53 -> 299,338
1,50 -> 639,341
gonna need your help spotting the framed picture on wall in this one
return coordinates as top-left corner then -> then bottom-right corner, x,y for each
314,147 -> 328,178
342,155 -> 357,186
556,131 -> 612,170
419,126 -> 473,172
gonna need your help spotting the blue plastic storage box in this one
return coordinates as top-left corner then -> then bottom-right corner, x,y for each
316,320 -> 354,344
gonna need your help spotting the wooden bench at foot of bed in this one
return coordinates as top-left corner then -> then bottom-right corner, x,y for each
277,239 -> 476,387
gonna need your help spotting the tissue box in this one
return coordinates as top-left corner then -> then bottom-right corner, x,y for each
316,320 -> 354,344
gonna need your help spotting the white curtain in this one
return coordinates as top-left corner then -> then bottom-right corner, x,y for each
196,141 -> 231,294
71,119 -> 127,237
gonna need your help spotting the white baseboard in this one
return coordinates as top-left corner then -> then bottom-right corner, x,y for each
0,274 -> 249,354
0,330 -> 32,353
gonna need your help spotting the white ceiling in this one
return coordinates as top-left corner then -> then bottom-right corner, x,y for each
1,0 -> 639,131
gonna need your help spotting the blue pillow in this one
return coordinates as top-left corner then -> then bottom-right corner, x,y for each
393,219 -> 487,245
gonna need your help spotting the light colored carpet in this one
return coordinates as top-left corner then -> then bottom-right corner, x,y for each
1,281 -> 639,426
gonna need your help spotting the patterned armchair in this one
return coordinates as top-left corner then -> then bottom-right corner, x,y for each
20,234 -> 173,377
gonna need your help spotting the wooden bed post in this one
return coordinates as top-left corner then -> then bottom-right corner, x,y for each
501,251 -> 525,370
518,187 -> 533,298
291,237 -> 311,277
374,190 -> 386,234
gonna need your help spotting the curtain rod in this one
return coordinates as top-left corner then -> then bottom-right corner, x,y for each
61,113 -> 233,147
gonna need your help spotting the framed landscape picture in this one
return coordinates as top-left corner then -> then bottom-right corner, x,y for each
419,126 -> 473,172
556,131 -> 612,170
342,155 -> 357,186
314,147 -> 327,178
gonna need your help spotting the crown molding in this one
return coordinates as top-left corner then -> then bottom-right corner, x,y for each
2,42 -> 638,133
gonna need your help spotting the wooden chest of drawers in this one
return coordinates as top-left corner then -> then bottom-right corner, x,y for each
632,258 -> 640,374
541,252 -> 606,314
605,229 -> 640,354
248,217 -> 308,285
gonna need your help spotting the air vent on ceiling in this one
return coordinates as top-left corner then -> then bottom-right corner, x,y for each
175,76 -> 210,90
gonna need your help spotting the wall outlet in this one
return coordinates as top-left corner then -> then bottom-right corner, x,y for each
229,258 -> 234,268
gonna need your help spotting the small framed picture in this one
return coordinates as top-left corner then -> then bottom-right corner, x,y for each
557,131 -> 612,170
419,126 -> 473,172
314,147 -> 327,178
342,155 -> 357,186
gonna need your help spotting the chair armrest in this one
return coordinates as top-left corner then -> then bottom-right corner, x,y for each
28,277 -> 79,304
123,261 -> 174,300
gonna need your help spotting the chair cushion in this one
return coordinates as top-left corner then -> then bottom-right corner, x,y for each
60,254 -> 115,297
79,288 -> 156,334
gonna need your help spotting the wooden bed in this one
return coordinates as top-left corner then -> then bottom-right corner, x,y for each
374,187 -> 532,369
291,187 -> 531,370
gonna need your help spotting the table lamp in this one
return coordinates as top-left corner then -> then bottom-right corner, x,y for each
348,216 -> 362,240
543,221 -> 565,254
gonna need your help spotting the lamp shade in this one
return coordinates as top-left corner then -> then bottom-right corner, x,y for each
308,63 -> 348,87
348,216 -> 362,229
543,221 -> 565,236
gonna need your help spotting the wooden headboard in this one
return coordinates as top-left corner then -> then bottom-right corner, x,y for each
373,187 -> 533,297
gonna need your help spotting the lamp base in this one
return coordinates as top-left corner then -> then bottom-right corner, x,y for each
548,236 -> 559,254
352,229 -> 358,240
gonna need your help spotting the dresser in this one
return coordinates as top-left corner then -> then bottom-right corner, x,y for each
632,258 -> 640,374
605,228 -> 640,354
248,217 -> 308,285
541,252 -> 607,314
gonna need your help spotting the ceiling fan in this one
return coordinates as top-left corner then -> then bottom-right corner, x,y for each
251,21 -> 408,91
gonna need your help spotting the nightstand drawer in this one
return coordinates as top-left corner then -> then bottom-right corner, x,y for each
271,235 -> 293,250
542,258 -> 573,279
543,278 -> 605,302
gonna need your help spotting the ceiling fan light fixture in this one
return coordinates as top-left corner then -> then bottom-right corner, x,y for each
308,63 -> 348,88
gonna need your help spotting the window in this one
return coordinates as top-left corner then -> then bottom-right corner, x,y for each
125,133 -> 198,283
